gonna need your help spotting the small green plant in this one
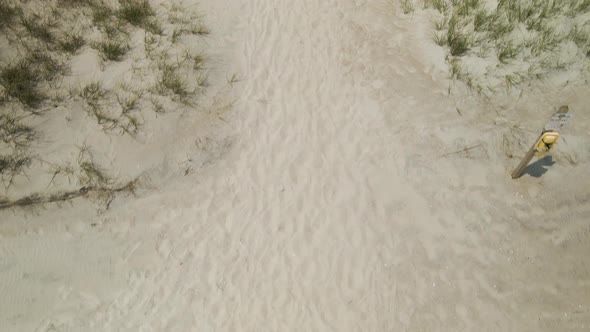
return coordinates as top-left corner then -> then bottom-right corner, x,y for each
401,0 -> 415,14
80,81 -> 107,104
157,64 -> 188,98
196,73 -> 208,87
20,14 -> 56,43
530,29 -> 560,56
497,41 -> 520,63
119,0 -> 155,26
227,72 -> 240,86
433,17 -> 448,31
172,28 -> 182,43
447,15 -> 470,56
0,60 -> 44,107
505,73 -> 522,91
454,0 -> 480,17
59,33 -> 86,54
76,145 -> 111,187
28,51 -> 65,81
488,14 -> 513,40
150,95 -> 165,113
574,0 -> 590,12
80,82 -> 120,128
0,114 -> 36,147
192,52 -> 206,70
433,32 -> 447,46
143,18 -> 163,35
449,58 -> 463,79
57,0 -> 92,6
473,9 -> 489,32
431,0 -> 449,14
117,93 -> 139,114
95,39 -> 129,61
79,160 -> 110,186
191,22 -> 210,35
0,0 -> 19,30
0,153 -> 31,186
92,5 -> 113,23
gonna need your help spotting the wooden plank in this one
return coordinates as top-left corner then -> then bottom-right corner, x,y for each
511,132 -> 543,179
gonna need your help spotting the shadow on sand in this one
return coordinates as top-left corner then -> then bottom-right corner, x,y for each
524,155 -> 555,178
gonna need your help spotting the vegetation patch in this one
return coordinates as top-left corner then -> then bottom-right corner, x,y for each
119,0 -> 155,26
0,60 -> 44,107
407,0 -> 590,94
0,0 -> 19,30
0,0 -> 214,209
94,38 -> 129,61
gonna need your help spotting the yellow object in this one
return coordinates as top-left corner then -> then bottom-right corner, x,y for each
534,131 -> 560,156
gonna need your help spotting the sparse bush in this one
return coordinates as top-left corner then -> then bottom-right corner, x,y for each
449,58 -> 463,79
433,17 -> 448,31
119,0 -> 155,26
94,39 -> 129,61
0,154 -> 31,173
0,114 -> 36,147
28,51 -> 66,80
0,60 -> 44,107
59,33 -> 86,54
505,73 -> 522,91
473,9 -> 489,32
157,64 -> 188,98
0,0 -> 19,30
117,93 -> 139,114
90,3 -> 115,27
0,153 -> 31,187
488,15 -> 513,40
80,81 -> 107,104
20,14 -> 56,43
575,0 -> 590,12
77,145 -> 111,186
401,0 -> 415,14
79,160 -> 110,186
191,22 -> 210,35
447,15 -> 470,56
143,18 -> 163,35
196,73 -> 208,87
430,0 -> 448,13
497,41 -> 520,63
454,0 -> 480,17
57,0 -> 91,6
433,32 -> 447,46
192,52 -> 206,70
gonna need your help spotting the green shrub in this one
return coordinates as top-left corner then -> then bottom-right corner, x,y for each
119,0 -> 155,26
20,14 -> 55,43
0,60 -> 44,107
59,33 -> 86,54
447,15 -> 470,56
0,154 -> 31,177
95,39 -> 128,61
0,0 -> 19,29
157,64 -> 188,97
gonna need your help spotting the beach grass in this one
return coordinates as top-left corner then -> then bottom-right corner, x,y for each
404,0 -> 590,92
0,0 -> 212,207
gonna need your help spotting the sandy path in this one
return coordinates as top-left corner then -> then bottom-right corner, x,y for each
1,0 -> 589,331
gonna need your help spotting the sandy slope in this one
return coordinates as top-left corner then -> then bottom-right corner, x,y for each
1,0 -> 590,331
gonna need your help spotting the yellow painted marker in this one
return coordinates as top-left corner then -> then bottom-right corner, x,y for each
511,106 -> 571,179
534,131 -> 560,157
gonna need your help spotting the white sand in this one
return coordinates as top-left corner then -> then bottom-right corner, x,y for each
1,0 -> 590,331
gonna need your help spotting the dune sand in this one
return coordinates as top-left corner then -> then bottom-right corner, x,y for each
1,0 -> 589,331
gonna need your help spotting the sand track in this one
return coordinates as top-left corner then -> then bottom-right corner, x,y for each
1,0 -> 589,331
